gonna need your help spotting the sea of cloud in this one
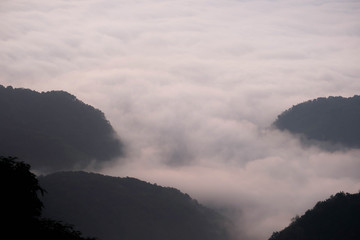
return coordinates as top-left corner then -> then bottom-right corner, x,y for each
1,0 -> 360,239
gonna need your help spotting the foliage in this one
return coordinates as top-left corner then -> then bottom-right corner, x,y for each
0,85 -> 123,171
268,192 -> 360,240
36,218 -> 97,240
40,171 -> 233,240
0,156 -> 44,220
274,95 -> 360,148
0,156 -> 97,240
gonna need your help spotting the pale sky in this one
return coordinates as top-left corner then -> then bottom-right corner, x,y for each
1,0 -> 360,239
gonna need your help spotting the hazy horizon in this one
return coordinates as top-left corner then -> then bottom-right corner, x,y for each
1,0 -> 360,239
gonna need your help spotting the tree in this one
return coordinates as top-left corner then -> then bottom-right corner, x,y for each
0,156 -> 96,240
0,156 -> 44,223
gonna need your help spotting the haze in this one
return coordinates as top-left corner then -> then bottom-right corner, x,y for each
1,0 -> 360,239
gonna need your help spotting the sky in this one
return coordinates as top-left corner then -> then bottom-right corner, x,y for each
1,0 -> 360,239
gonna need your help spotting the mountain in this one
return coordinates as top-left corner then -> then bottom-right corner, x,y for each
269,192 -> 360,240
39,171 -> 233,240
0,85 -> 123,171
273,95 -> 360,148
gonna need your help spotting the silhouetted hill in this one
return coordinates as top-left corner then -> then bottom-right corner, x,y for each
0,85 -> 123,171
40,171 -> 233,240
269,192 -> 360,240
274,95 -> 360,148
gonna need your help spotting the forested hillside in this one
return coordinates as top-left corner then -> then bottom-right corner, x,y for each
40,171 -> 233,240
269,192 -> 360,240
0,85 -> 123,171
274,95 -> 360,148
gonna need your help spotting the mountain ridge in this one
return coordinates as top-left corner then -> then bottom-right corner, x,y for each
273,95 -> 360,149
269,192 -> 360,240
0,85 -> 124,172
39,171 -> 234,240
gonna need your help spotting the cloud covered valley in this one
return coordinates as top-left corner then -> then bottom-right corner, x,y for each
1,0 -> 360,239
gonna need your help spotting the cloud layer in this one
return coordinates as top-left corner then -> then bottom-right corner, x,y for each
1,0 -> 360,239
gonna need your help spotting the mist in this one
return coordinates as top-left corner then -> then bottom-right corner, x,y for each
101,126 -> 360,239
1,0 -> 360,239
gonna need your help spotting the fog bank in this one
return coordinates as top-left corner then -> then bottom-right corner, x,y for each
1,0 -> 360,239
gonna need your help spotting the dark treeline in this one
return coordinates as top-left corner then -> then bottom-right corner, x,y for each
269,192 -> 360,240
40,171 -> 233,240
0,85 -> 123,171
274,95 -> 360,148
0,156 -> 96,240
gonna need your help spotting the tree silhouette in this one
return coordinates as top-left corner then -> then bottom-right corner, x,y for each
0,156 -> 97,239
0,156 -> 44,225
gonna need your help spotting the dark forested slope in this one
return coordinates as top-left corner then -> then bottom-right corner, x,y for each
40,171 -> 232,240
274,95 -> 360,148
269,192 -> 360,240
0,85 -> 123,171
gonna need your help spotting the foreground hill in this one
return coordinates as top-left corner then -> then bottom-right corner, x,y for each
269,192 -> 360,240
274,95 -> 360,148
40,171 -> 232,240
0,85 -> 123,171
